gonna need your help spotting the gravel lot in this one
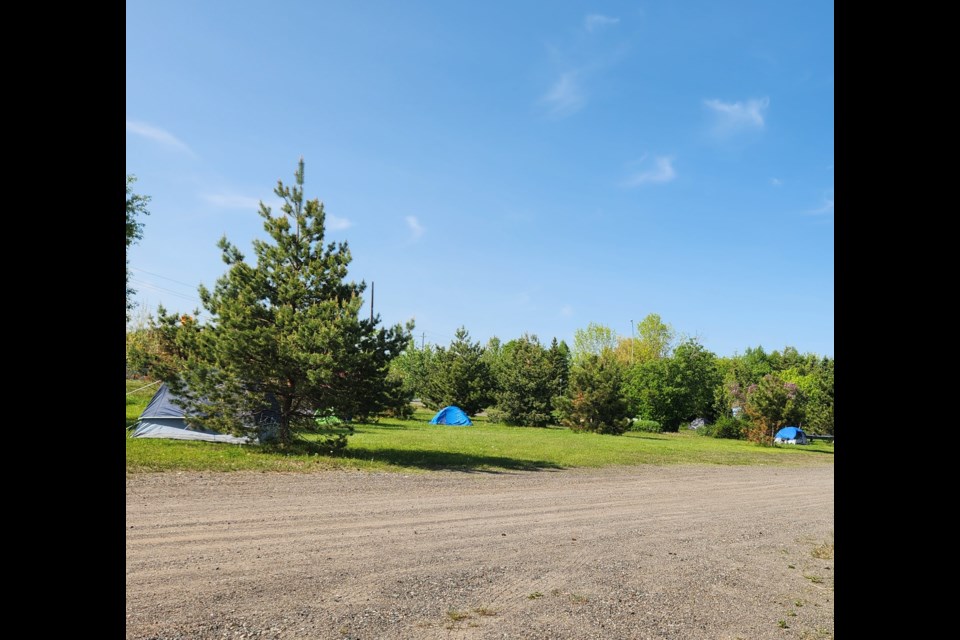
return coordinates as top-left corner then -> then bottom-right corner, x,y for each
126,463 -> 833,639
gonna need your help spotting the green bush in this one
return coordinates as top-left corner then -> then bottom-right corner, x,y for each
629,419 -> 663,433
702,416 -> 745,440
484,408 -> 506,424
314,408 -> 344,427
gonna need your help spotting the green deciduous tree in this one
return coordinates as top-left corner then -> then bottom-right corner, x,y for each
615,313 -> 675,365
636,313 -> 675,360
126,306 -> 199,379
554,353 -> 630,435
734,373 -> 801,445
126,175 -> 151,321
622,339 -> 721,431
422,327 -> 494,416
149,159 -> 411,448
572,322 -> 618,364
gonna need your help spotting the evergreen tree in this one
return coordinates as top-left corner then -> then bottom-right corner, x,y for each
554,353 -> 630,435
494,334 -> 553,427
389,339 -> 434,401
804,357 -> 834,435
154,159 -> 411,447
422,327 -> 493,415
547,337 -> 571,408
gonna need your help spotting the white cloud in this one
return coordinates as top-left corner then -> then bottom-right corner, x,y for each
542,72 -> 585,118
704,97 -> 770,132
326,214 -> 352,231
624,156 -> 676,187
585,14 -> 619,32
806,191 -> 834,215
126,120 -> 194,155
770,178 -> 783,187
560,304 -> 574,317
405,215 -> 425,239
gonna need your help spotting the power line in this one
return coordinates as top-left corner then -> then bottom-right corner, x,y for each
130,278 -> 202,304
130,266 -> 199,290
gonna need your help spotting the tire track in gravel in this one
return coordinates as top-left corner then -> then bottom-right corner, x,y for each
127,463 -> 833,639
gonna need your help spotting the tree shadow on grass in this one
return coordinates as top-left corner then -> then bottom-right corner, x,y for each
786,446 -> 834,456
622,433 -> 675,441
338,447 -> 564,473
351,422 -> 412,431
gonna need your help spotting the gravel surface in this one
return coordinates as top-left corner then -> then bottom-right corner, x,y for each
126,463 -> 834,639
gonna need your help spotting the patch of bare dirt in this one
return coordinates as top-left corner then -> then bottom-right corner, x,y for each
127,464 -> 834,639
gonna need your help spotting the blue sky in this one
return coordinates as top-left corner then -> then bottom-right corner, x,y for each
126,0 -> 833,358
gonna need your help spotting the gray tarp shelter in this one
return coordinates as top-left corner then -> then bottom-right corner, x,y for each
131,382 -> 268,444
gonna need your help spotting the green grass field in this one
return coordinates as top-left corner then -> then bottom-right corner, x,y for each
126,379 -> 834,473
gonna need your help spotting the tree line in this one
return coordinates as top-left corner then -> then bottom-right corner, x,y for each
126,160 -> 833,450
389,319 -> 834,443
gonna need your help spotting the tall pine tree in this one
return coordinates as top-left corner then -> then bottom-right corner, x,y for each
422,327 -> 493,416
159,159 -> 412,447
494,334 -> 553,427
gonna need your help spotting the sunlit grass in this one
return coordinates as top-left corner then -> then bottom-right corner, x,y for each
126,387 -> 833,473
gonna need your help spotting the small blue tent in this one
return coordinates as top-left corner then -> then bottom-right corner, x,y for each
774,426 -> 808,444
429,406 -> 472,426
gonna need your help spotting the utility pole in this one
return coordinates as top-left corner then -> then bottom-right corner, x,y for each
630,319 -> 635,364
369,281 -> 374,323
421,332 -> 426,349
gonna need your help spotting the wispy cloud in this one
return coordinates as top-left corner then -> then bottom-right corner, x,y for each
623,156 -> 676,187
126,119 -> 194,155
540,15 -> 627,119
405,215 -> 424,239
560,304 -> 574,317
806,190 -> 834,215
704,97 -> 770,133
202,193 -> 263,210
585,14 -> 619,32
326,214 -> 352,231
542,72 -> 585,118
770,178 -> 783,187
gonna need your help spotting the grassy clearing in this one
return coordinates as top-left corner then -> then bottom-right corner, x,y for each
126,382 -> 834,474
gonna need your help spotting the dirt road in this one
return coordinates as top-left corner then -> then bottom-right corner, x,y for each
126,464 -> 834,639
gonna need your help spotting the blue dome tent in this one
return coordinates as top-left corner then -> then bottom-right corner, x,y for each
429,406 -> 472,426
774,426 -> 809,444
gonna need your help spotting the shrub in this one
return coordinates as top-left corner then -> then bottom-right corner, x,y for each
484,408 -> 507,424
554,354 -> 631,435
629,419 -> 663,433
703,416 -> 744,439
314,408 -> 344,427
